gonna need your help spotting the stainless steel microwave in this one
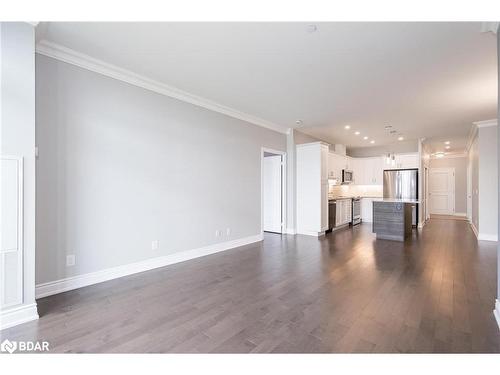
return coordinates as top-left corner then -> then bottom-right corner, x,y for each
342,169 -> 353,184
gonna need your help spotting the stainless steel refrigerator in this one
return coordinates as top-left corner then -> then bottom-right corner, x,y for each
383,169 -> 418,226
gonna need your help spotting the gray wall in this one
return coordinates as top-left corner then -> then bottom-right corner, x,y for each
478,125 -> 498,238
429,156 -> 467,214
35,55 -> 286,284
348,140 -> 418,157
0,23 -> 37,308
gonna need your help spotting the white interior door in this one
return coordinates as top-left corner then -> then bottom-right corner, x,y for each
263,155 -> 282,233
429,168 -> 455,215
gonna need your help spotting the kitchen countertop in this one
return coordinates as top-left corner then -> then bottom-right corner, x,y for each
373,198 -> 420,204
328,196 -> 383,200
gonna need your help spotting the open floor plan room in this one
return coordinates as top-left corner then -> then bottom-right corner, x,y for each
1,19 -> 499,360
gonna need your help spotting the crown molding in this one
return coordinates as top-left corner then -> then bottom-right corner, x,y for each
481,22 -> 499,34
465,123 -> 478,153
465,119 -> 497,153
473,119 -> 497,128
35,40 -> 288,135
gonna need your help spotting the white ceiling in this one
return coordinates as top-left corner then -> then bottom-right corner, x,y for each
37,22 -> 497,153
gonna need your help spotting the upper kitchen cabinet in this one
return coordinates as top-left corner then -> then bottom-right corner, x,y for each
350,157 -> 364,185
296,142 -> 330,236
328,152 -> 345,182
362,156 -> 385,185
385,153 -> 419,170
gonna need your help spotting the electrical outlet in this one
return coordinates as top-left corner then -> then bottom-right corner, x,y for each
152,240 -> 159,250
66,254 -> 75,267
226,228 -> 231,236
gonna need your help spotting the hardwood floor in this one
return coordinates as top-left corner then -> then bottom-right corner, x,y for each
2,217 -> 499,353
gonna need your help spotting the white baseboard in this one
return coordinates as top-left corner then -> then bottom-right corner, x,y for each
296,229 -> 325,237
454,212 -> 467,217
417,221 -> 425,229
0,303 -> 39,331
494,299 -> 500,331
478,233 -> 498,242
36,234 -> 263,299
470,222 -> 479,238
285,228 -> 296,235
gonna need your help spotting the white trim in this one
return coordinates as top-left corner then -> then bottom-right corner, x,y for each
470,222 -> 479,238
429,152 -> 467,160
474,119 -> 498,128
296,230 -> 326,237
36,234 -> 263,299
477,233 -> 498,242
494,299 -> 500,331
261,148 -> 287,236
0,303 -> 39,331
296,141 -> 330,149
481,22 -> 500,34
454,212 -> 467,217
285,228 -> 296,235
0,156 -> 24,308
35,40 -> 288,135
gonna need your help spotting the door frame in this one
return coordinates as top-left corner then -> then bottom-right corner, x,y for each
429,167 -> 455,215
467,157 -> 472,222
425,166 -> 430,220
261,147 -> 287,236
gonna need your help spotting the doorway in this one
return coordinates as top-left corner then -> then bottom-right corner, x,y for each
261,148 -> 286,234
429,167 -> 455,215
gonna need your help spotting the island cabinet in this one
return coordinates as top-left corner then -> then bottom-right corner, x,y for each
296,142 -> 330,236
372,200 -> 413,241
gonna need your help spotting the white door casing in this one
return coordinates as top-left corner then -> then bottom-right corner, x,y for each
429,167 -> 455,215
263,154 -> 283,233
1,156 -> 24,309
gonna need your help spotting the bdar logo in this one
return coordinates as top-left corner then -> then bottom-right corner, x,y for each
1,339 -> 17,354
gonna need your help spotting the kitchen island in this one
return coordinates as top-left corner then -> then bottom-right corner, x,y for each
372,199 -> 419,241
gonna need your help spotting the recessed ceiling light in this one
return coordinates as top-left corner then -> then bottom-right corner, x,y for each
295,120 -> 303,126
354,131 -> 360,135
398,136 -> 404,141
435,152 -> 445,158
444,141 -> 450,145
363,136 -> 368,140
445,145 -> 450,149
370,140 -> 375,144
344,125 -> 351,130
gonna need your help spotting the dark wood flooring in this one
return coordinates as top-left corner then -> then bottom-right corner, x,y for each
2,218 -> 499,353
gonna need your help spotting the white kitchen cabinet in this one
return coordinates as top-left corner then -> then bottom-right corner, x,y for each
335,198 -> 352,226
361,198 -> 373,223
296,142 -> 330,236
385,153 -> 419,170
351,158 -> 364,185
396,153 -> 419,169
327,152 -> 345,183
360,156 -> 384,185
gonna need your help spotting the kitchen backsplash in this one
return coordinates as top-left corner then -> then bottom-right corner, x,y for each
329,183 -> 383,198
